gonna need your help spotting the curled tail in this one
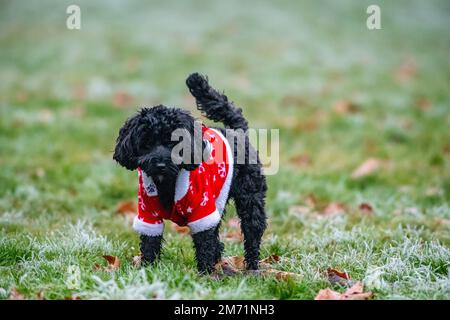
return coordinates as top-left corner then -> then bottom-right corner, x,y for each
186,73 -> 248,131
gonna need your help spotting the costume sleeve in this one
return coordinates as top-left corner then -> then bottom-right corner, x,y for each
132,168 -> 164,237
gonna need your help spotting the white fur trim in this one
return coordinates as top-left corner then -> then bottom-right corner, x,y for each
210,128 -> 234,215
141,171 -> 158,196
133,216 -> 164,236
188,209 -> 221,234
174,169 -> 190,201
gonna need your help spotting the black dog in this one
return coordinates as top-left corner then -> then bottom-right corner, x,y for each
113,73 -> 267,273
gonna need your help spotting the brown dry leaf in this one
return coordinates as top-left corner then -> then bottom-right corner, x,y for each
218,256 -> 246,271
170,222 -> 190,234
64,295 -> 81,300
332,100 -> 360,115
9,288 -> 25,300
359,203 -> 374,215
314,288 -> 343,300
36,290 -> 45,300
261,269 -> 300,280
351,158 -> 383,179
214,255 -> 300,280
394,57 -> 417,82
16,90 -> 29,102
436,219 -> 450,227
315,282 -> 373,300
227,217 -> 241,229
116,200 -> 137,216
289,154 -> 312,168
113,91 -> 133,108
304,194 -> 318,208
260,255 -> 282,264
322,202 -> 346,216
327,268 -> 354,286
416,96 -> 432,111
132,254 -> 143,267
282,95 -> 309,107
222,229 -> 243,242
95,255 -> 120,272
289,205 -> 311,217
222,218 -> 243,241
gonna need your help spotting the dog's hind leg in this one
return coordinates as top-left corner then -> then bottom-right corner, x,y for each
231,164 -> 267,270
186,73 -> 248,131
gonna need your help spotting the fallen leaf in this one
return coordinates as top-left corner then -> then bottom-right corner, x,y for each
64,295 -> 81,300
9,288 -> 25,300
261,269 -> 300,280
132,254 -> 143,267
222,218 -> 243,241
322,202 -> 346,216
436,219 -> 450,227
216,256 -> 246,272
351,158 -> 383,179
226,217 -> 241,229
214,255 -> 300,280
394,57 -> 417,82
282,95 -> 309,107
359,203 -> 374,215
326,268 -> 354,286
315,282 -> 373,300
36,290 -> 45,300
289,154 -> 312,168
95,255 -> 120,272
415,96 -> 432,111
289,205 -> 311,217
314,288 -> 343,300
260,255 -> 281,264
222,229 -> 243,242
116,200 -> 137,216
170,222 -> 190,234
113,91 -> 133,108
332,100 -> 360,114
304,194 -> 318,208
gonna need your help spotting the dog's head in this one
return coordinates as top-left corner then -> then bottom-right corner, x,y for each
113,105 -> 203,182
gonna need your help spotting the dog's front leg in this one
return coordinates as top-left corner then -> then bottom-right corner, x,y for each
140,234 -> 163,265
192,226 -> 223,274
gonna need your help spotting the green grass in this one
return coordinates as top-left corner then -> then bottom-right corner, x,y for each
0,0 -> 449,299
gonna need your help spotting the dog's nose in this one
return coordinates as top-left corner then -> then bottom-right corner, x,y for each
156,163 -> 166,170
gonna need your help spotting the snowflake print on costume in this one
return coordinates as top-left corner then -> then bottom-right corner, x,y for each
133,126 -> 233,236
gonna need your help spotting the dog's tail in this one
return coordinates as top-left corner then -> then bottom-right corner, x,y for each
186,73 -> 248,131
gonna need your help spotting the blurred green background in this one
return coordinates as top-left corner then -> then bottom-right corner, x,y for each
0,0 -> 449,299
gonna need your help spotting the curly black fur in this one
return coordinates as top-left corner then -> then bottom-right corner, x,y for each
186,73 -> 248,131
113,73 -> 267,273
192,224 -> 224,274
140,234 -> 163,264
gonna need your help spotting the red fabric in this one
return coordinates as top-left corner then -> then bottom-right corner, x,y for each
136,126 -> 230,228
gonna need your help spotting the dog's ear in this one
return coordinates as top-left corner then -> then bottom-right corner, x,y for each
113,114 -> 140,170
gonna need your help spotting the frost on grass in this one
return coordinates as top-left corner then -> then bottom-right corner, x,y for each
8,221 -> 123,292
81,269 -> 180,300
29,220 -> 117,255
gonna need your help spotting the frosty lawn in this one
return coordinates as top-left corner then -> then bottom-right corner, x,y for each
0,0 -> 449,299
